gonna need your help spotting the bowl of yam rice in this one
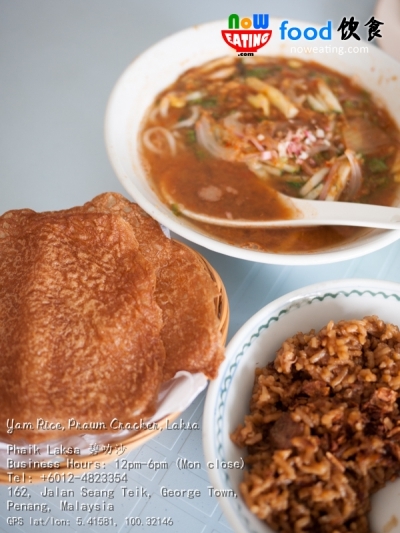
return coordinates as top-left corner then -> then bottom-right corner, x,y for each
203,278 -> 400,533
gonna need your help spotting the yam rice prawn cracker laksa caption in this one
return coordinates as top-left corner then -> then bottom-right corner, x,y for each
140,56 -> 400,253
231,316 -> 400,533
0,193 -> 224,444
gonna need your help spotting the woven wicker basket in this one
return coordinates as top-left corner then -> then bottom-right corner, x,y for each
0,242 -> 229,484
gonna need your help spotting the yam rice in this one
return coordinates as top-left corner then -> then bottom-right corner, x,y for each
0,193 -> 224,442
231,316 -> 400,533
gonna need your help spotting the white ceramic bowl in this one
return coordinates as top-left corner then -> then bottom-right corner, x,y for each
203,278 -> 400,533
375,0 -> 400,62
105,19 -> 400,265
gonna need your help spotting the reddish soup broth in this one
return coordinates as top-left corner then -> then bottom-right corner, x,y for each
140,56 -> 400,253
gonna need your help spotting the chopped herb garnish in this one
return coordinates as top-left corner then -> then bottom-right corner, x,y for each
194,147 -> 207,160
185,129 -> 196,145
312,153 -> 325,165
236,58 -> 247,77
321,74 -> 335,85
368,157 -> 388,173
375,175 -> 389,186
245,66 -> 281,79
192,97 -> 218,108
201,97 -> 218,108
287,181 -> 303,190
361,89 -> 371,101
171,203 -> 181,216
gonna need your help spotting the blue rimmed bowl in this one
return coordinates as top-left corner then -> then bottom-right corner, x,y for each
203,278 -> 400,533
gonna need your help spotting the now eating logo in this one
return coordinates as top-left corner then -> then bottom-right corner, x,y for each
221,14 -> 272,53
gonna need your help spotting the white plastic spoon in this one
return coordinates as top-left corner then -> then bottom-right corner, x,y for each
169,194 -> 400,230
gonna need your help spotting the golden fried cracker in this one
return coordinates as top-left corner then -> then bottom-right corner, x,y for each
81,192 -> 172,272
0,211 -> 164,442
78,193 -> 224,380
0,193 -> 224,445
156,240 -> 224,380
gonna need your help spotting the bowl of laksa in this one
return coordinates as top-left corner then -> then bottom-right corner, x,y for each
105,19 -> 400,265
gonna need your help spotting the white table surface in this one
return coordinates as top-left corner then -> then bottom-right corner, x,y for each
1,1 -> 398,532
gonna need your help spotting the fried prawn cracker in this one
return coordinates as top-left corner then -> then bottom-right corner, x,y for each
0,193 -> 225,443
77,193 -> 224,381
156,240 -> 224,381
81,192 -> 172,272
0,211 -> 165,442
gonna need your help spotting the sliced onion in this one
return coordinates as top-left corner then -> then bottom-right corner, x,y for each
246,78 -> 298,119
246,159 -> 281,178
343,149 -> 362,200
325,162 -> 351,201
142,127 -> 177,156
246,161 -> 267,178
207,66 -> 236,80
299,167 -> 329,197
198,56 -> 235,73
195,115 -> 237,161
304,183 -> 323,200
307,94 -> 329,113
246,135 -> 265,152
318,159 -> 342,200
173,106 -> 200,129
159,96 -> 170,118
222,112 -> 244,137
186,91 -> 204,101
317,80 -> 343,113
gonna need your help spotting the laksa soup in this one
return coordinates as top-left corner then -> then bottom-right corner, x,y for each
139,56 -> 400,253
